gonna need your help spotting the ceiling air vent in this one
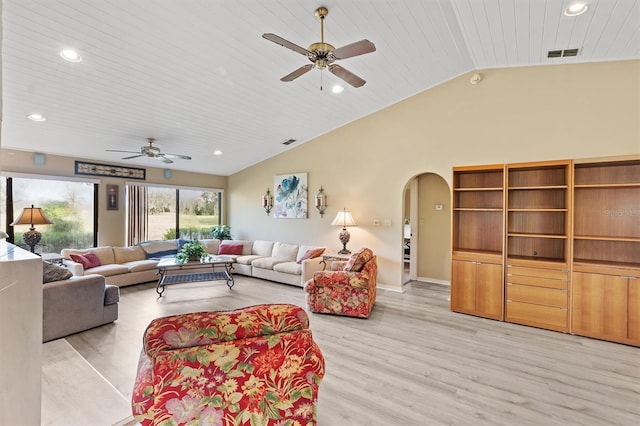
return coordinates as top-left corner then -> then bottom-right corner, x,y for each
547,48 -> 580,58
282,139 -> 297,146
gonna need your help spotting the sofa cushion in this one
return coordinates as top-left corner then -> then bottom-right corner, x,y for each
84,263 -> 129,277
297,247 -> 325,263
252,240 -> 275,256
124,259 -> 159,273
104,284 -> 120,305
218,244 -> 243,255
220,240 -> 253,255
235,255 -> 265,265
70,252 -> 102,269
42,261 -> 73,283
272,242 -> 299,261
113,246 -> 146,264
200,239 -> 221,255
273,261 -> 302,276
344,248 -> 374,272
139,240 -> 178,259
252,257 -> 287,270
296,245 -> 323,262
62,246 -> 115,265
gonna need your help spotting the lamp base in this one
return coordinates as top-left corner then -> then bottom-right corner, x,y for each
338,228 -> 351,255
23,228 -> 42,253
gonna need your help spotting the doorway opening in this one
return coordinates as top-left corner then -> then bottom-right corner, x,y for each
402,173 -> 451,286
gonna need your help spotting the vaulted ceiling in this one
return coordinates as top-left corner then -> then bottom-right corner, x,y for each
2,0 -> 638,175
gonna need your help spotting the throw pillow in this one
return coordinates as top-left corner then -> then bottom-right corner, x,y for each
70,252 -> 102,269
43,261 -> 73,283
343,248 -> 374,272
297,247 -> 326,264
218,244 -> 243,255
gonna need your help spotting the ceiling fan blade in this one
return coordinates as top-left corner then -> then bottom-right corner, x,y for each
328,64 -> 366,88
332,39 -> 376,60
281,64 -> 314,82
106,149 -> 141,154
262,33 -> 311,56
121,154 -> 145,160
162,153 -> 192,160
157,155 -> 174,164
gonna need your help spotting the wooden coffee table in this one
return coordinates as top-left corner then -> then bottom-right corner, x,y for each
156,256 -> 235,296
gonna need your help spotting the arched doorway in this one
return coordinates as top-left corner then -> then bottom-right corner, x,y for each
402,173 -> 451,285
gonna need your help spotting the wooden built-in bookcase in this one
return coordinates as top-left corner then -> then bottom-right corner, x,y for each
571,159 -> 639,346
451,165 -> 505,321
505,160 -> 571,333
450,156 -> 639,346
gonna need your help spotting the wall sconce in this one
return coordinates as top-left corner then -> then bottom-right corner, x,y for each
263,188 -> 273,216
315,186 -> 327,217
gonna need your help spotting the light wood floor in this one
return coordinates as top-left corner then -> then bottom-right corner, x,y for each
57,277 -> 639,426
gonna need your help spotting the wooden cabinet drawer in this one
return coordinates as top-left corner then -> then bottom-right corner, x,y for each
506,301 -> 568,332
507,284 -> 567,308
507,273 -> 567,290
507,265 -> 568,281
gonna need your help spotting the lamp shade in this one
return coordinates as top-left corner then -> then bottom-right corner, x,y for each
331,209 -> 356,227
10,205 -> 53,227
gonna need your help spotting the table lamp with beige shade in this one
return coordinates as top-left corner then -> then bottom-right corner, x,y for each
10,204 -> 53,253
331,208 -> 357,254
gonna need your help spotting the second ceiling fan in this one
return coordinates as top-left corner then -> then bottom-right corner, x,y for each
262,7 -> 376,88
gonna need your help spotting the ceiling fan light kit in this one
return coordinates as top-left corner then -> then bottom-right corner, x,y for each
262,7 -> 376,89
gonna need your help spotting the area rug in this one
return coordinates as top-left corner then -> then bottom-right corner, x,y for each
42,339 -> 133,426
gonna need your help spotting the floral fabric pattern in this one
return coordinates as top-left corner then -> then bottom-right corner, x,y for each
132,304 -> 325,425
305,254 -> 377,318
342,248 -> 374,272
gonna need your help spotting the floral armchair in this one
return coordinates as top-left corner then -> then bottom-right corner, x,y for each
304,248 -> 377,318
131,304 -> 325,425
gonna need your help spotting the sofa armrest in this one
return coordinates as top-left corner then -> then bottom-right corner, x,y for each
143,303 -> 309,357
301,256 -> 325,283
62,259 -> 84,276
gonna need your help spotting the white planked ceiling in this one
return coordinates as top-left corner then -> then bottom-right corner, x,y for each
2,0 -> 638,175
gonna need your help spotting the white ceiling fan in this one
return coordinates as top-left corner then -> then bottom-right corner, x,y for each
106,138 -> 191,164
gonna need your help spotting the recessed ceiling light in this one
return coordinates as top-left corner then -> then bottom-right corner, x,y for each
213,150 -> 223,156
332,85 -> 344,94
60,48 -> 82,62
27,113 -> 46,122
564,2 -> 588,16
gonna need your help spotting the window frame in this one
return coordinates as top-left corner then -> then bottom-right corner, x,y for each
125,181 -> 224,241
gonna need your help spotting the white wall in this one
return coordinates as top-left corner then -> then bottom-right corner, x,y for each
228,60 -> 640,290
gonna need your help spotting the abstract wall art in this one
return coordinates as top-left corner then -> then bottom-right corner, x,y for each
274,172 -> 308,218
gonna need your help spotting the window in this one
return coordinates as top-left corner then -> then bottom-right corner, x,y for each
127,183 -> 222,243
2,175 -> 97,252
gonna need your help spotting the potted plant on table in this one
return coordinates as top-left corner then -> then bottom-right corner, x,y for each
176,240 -> 207,264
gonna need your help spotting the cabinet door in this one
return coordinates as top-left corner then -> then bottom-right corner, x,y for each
572,272 -> 628,342
451,260 -> 476,314
475,262 -> 504,320
628,278 -> 640,344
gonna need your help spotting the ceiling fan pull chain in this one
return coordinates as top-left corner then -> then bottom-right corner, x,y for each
320,69 -> 323,91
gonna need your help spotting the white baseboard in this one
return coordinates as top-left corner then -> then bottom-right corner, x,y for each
376,283 -> 405,293
416,277 -> 450,286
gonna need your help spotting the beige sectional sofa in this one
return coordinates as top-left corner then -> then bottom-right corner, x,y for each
227,240 -> 325,287
61,239 -> 325,288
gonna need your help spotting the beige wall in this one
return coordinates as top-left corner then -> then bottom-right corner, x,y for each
0,149 -> 227,246
228,60 -> 640,289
